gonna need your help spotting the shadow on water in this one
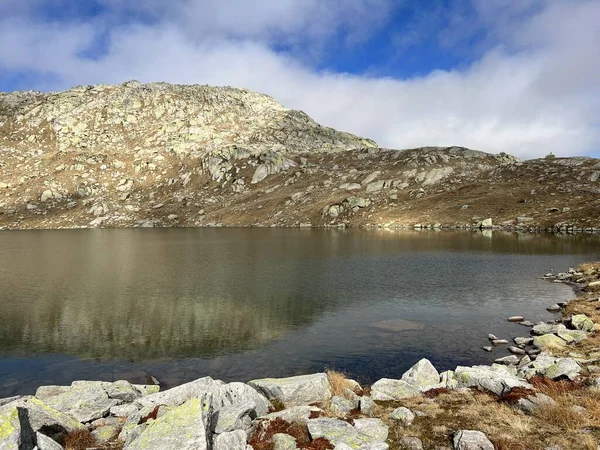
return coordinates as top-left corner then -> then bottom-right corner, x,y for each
0,228 -> 599,395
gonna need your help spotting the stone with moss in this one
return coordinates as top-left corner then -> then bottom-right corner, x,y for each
571,314 -> 594,332
6,397 -> 83,435
39,384 -> 120,423
454,364 -> 531,396
211,403 -> 256,433
126,397 -> 211,450
0,406 -> 33,450
533,334 -> 568,352
400,358 -> 440,391
271,433 -> 298,450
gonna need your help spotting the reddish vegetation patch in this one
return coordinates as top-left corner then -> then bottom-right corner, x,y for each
529,376 -> 584,395
140,406 -> 159,424
423,387 -> 451,398
248,417 -> 333,450
498,387 -> 537,405
309,410 -> 326,419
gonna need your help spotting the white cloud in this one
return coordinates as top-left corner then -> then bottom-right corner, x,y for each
0,0 -> 598,159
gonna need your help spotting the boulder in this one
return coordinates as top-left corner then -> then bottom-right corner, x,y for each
390,407 -> 415,426
359,396 -> 377,416
39,384 -> 119,423
211,403 -> 256,434
36,432 -> 65,450
453,430 -> 494,450
400,359 -> 440,391
454,365 -> 532,396
126,398 -> 211,450
516,394 -> 557,415
513,337 -> 533,347
329,396 -> 356,417
249,373 -> 331,408
272,433 -> 298,450
7,397 -> 83,434
0,406 -> 34,450
135,377 -> 221,409
353,418 -> 389,441
571,314 -> 594,332
211,382 -> 271,417
533,334 -> 568,352
307,418 -> 388,449
531,323 -> 567,336
370,379 -> 418,401
398,436 -> 424,449
213,429 -> 248,450
543,358 -> 581,380
556,329 -> 588,344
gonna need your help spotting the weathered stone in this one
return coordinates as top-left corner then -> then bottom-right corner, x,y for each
110,403 -> 140,417
92,424 -> 121,443
543,358 -> 581,380
40,384 -> 119,423
359,396 -> 377,416
507,316 -> 524,322
213,429 -> 248,450
533,334 -> 568,351
7,397 -> 83,435
398,436 -> 424,450
353,418 -> 389,441
366,181 -> 385,193
370,379 -> 418,401
329,396 -> 355,417
211,403 -> 256,433
513,337 -> 534,347
126,398 -> 211,450
271,433 -> 298,450
400,358 -> 440,391
307,418 -> 388,449
546,304 -> 562,312
455,365 -> 532,396
453,430 -> 494,450
0,406 -> 34,450
508,346 -> 526,355
557,329 -> 588,344
135,376 -> 221,409
249,373 -> 331,408
211,382 -> 272,417
495,355 -> 520,365
390,407 -> 415,426
517,394 -> 557,415
531,323 -> 567,336
571,314 -> 594,332
36,432 -> 65,450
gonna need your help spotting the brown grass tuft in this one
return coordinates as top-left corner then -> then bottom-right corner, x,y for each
423,387 -> 451,398
326,371 -> 361,398
529,377 -> 584,398
64,429 -> 98,450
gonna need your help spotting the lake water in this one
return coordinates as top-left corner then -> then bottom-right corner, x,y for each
1,229 -> 599,397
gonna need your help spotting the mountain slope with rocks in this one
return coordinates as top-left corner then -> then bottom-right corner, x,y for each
1,81 -> 599,231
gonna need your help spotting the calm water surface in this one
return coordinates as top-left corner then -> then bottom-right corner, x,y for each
1,229 -> 599,396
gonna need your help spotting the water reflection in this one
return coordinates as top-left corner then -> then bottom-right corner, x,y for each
0,229 -> 599,395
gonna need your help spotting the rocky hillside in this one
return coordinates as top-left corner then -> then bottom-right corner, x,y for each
1,81 -> 599,231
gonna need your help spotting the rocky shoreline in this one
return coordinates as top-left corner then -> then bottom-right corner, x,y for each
1,263 -> 600,450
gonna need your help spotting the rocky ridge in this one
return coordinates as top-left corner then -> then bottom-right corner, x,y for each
1,81 -> 599,231
2,263 -> 600,449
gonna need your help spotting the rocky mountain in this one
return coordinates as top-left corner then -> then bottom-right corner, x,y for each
1,81 -> 599,231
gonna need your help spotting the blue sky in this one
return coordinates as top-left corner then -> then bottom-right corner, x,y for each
0,0 -> 599,159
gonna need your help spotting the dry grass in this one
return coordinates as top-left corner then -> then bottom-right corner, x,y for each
378,385 -> 600,450
326,370 -> 361,398
64,430 -> 98,450
248,417 -> 333,450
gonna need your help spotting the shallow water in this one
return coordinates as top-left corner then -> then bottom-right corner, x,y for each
0,229 -> 599,396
